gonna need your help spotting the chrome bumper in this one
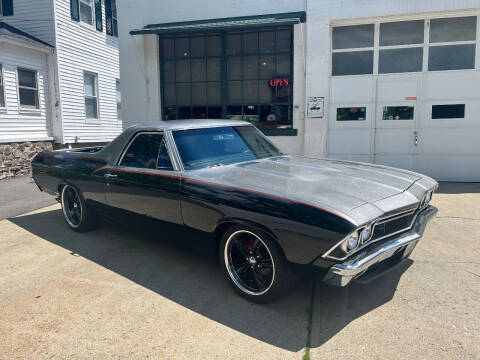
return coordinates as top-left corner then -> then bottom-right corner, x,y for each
321,206 -> 437,287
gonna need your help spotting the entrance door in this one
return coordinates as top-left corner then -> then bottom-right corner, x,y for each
373,78 -> 419,172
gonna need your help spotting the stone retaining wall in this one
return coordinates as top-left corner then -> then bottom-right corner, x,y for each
0,141 -> 53,180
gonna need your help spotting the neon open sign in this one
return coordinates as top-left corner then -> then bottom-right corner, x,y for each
269,78 -> 290,87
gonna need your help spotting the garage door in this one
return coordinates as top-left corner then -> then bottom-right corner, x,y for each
327,15 -> 480,182
328,74 -> 480,181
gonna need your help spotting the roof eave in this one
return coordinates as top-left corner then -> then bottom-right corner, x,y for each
0,36 -> 54,54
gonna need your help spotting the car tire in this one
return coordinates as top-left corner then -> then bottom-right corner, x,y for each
61,184 -> 101,232
219,225 -> 295,303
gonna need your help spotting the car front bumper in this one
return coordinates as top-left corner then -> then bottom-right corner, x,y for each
321,205 -> 437,287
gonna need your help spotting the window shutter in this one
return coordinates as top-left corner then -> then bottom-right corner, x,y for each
70,0 -> 79,21
2,0 -> 14,16
95,0 -> 103,32
105,0 -> 113,36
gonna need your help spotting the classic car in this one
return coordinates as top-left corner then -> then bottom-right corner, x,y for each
31,120 -> 438,302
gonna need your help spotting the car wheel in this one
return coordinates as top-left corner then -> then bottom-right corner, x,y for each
61,184 -> 101,232
219,226 -> 295,303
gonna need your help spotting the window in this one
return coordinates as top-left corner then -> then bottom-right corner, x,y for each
0,64 -> 5,108
17,68 -> 39,109
172,126 -> 282,170
84,72 -> 98,119
379,20 -> 424,73
332,16 -> 478,75
116,79 -> 121,120
332,25 -> 374,76
160,26 -> 294,129
0,0 -> 13,16
383,106 -> 414,120
79,0 -> 94,25
120,133 -> 173,170
336,107 -> 366,121
428,17 -> 476,71
432,104 -> 465,119
105,0 -> 118,36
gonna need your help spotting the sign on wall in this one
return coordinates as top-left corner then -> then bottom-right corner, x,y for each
307,97 -> 324,118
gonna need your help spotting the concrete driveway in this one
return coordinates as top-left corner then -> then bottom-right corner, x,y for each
0,183 -> 478,359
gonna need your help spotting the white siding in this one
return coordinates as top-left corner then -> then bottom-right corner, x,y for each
0,0 -> 55,45
0,43 -> 51,142
54,0 -> 121,144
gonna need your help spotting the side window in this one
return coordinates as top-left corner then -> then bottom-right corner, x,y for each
120,133 -> 173,170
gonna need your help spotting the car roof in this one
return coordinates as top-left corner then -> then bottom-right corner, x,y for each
126,119 -> 252,132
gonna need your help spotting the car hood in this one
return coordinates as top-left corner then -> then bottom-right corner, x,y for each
187,156 -> 438,225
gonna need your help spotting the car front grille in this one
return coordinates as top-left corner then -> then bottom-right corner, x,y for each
371,211 -> 416,241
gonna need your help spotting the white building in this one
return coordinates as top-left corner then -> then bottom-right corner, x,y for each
0,0 -> 121,178
118,0 -> 480,181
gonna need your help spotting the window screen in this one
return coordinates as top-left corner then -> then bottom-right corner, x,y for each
337,107 -> 366,121
432,104 -> 465,119
383,106 -> 414,120
121,133 -> 172,170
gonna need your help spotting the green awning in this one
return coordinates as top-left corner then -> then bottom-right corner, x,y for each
130,11 -> 306,36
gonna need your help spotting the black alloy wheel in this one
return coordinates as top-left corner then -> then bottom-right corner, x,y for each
220,226 -> 295,303
61,185 -> 101,232
62,185 -> 83,228
225,230 -> 275,295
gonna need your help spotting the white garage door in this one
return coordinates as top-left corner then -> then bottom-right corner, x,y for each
327,15 -> 480,182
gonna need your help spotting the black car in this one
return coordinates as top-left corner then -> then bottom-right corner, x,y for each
32,120 -> 438,302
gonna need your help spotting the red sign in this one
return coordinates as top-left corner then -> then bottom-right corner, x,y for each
269,78 -> 289,87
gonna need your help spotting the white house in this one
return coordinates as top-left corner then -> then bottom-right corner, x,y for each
118,0 -> 480,182
0,0 -> 121,178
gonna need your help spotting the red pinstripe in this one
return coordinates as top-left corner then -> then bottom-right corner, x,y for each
93,166 -> 348,221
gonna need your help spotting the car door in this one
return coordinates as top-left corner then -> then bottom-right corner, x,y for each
104,131 -> 183,233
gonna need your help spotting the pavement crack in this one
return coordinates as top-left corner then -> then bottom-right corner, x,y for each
303,280 -> 315,360
436,216 -> 480,221
466,270 -> 480,278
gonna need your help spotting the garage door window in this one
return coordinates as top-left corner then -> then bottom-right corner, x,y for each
379,20 -> 424,74
332,25 -> 374,76
332,16 -> 477,75
428,16 -> 477,71
432,104 -> 465,119
383,106 -> 414,120
337,107 -> 366,121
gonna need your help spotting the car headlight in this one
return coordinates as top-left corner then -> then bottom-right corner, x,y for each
420,190 -> 433,208
336,231 -> 360,256
360,225 -> 373,244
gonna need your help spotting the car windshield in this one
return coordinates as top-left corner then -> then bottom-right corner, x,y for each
172,125 -> 283,170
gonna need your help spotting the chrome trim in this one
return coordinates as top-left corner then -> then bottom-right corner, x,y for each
322,206 -> 437,287
116,130 -> 181,172
165,129 -> 184,172
322,198 -> 432,261
224,230 -> 275,296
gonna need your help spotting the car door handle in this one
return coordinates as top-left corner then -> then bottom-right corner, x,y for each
104,173 -> 118,180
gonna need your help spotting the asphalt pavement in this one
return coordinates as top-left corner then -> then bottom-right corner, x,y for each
0,176 -> 57,221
